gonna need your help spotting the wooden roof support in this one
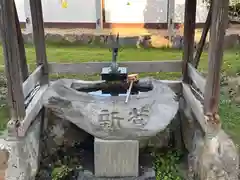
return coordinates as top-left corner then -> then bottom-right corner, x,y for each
95,0 -> 103,29
30,0 -> 49,85
182,0 -> 197,83
14,2 -> 29,81
0,0 -> 26,135
193,0 -> 213,69
204,0 -> 229,122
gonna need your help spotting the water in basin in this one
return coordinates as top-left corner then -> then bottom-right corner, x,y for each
88,90 -> 143,97
74,80 -> 152,96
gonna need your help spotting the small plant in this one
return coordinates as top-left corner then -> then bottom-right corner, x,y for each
153,150 -> 183,180
51,165 -> 73,180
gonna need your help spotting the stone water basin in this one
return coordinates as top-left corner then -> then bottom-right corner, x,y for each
42,78 -> 178,140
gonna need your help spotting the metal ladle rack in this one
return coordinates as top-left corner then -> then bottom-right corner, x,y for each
101,33 -> 127,82
100,33 -> 139,100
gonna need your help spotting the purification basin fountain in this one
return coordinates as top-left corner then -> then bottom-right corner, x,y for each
42,77 -> 178,140
41,33 -> 179,177
42,33 -> 179,141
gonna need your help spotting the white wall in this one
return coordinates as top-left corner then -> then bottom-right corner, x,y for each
41,0 -> 96,22
174,0 -> 208,23
15,0 -> 26,22
15,0 -> 96,23
104,0 -> 208,24
15,0 -> 208,24
104,0 -> 168,23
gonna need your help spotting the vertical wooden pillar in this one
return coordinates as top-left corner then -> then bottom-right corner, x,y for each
29,0 -> 49,85
193,1 -> 213,69
182,0 -> 197,83
0,0 -> 25,128
95,0 -> 103,30
102,0 -> 105,24
14,2 -> 29,81
24,0 -> 33,34
204,0 -> 229,116
167,0 -> 175,42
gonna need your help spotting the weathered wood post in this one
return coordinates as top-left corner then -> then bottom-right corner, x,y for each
0,0 -> 26,136
29,0 -> 49,135
167,0 -> 175,42
200,1 -> 239,179
193,1 -> 213,69
14,2 -> 29,81
204,0 -> 229,123
24,0 -> 33,34
95,0 -> 103,30
29,0 -> 49,85
182,0 -> 197,83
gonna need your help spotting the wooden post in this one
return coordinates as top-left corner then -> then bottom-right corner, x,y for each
204,0 -> 229,117
24,0 -> 33,34
29,0 -> 49,134
29,0 -> 49,85
95,0 -> 103,30
167,0 -> 175,42
193,1 -> 213,69
0,0 -> 26,132
14,2 -> 29,81
182,0 -> 197,83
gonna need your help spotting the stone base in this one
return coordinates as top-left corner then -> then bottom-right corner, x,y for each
94,138 -> 139,177
179,98 -> 239,180
0,119 -> 41,180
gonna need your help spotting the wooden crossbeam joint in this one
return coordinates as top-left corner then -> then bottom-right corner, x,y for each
7,119 -> 21,137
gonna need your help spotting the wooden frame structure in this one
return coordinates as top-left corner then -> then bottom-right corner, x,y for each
0,0 -> 229,140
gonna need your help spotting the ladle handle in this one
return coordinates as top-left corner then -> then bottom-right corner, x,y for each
125,80 -> 134,103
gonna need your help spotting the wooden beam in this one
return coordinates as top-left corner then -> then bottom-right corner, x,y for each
18,85 -> 48,137
14,1 -> 29,81
24,0 -> 33,34
193,1 -> 213,69
28,0 -> 48,139
95,0 -> 103,29
22,65 -> 43,99
167,0 -> 175,41
0,0 -> 25,121
182,83 -> 207,133
188,63 -> 206,93
102,0 -> 106,23
182,0 -> 197,82
29,0 -> 49,85
204,0 -> 229,115
48,60 -> 182,74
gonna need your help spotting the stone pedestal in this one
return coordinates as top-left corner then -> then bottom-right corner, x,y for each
94,138 -> 139,177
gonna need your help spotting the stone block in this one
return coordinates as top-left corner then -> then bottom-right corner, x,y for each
45,33 -> 65,43
94,138 -> 139,177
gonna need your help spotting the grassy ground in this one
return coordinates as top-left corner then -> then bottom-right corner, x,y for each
0,45 -> 239,145
219,94 -> 240,146
0,44 -> 239,74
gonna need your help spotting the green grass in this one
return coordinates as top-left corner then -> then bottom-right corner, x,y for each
0,45 -> 239,74
35,46 -> 238,75
0,45 -> 239,144
0,106 -> 9,134
219,94 -> 240,145
153,150 -> 184,180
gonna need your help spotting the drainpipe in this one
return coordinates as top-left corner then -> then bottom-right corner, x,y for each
24,0 -> 33,34
95,0 -> 103,30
